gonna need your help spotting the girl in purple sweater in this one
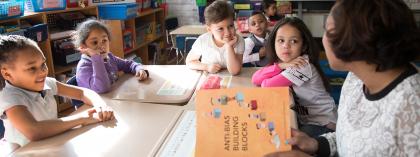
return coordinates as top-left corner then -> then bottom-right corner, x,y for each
73,20 -> 149,93
252,17 -> 336,137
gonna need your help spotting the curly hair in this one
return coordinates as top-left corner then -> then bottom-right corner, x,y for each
0,35 -> 41,89
327,0 -> 420,71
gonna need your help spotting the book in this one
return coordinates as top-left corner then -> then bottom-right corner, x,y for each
195,87 -> 292,157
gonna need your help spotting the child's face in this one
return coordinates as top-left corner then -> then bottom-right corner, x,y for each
248,14 -> 268,37
265,4 -> 277,17
207,18 -> 236,46
1,48 -> 48,92
274,24 -> 303,62
81,29 -> 110,59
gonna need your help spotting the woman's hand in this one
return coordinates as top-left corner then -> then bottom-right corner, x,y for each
264,129 -> 319,157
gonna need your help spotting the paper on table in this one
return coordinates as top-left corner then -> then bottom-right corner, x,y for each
157,80 -> 187,96
158,110 -> 196,157
112,86 -> 146,100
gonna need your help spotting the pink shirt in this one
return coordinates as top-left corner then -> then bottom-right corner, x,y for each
252,64 -> 293,87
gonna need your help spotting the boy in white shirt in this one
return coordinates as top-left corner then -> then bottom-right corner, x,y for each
186,0 -> 244,75
243,11 -> 270,67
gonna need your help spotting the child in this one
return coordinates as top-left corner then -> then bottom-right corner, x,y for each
262,0 -> 280,26
243,11 -> 270,67
0,35 -> 114,147
73,20 -> 149,94
186,0 -> 244,75
252,17 -> 337,137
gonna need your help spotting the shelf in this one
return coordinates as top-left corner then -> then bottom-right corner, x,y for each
137,8 -> 163,18
0,12 -> 42,23
124,34 -> 164,56
42,6 -> 97,14
54,63 -> 77,74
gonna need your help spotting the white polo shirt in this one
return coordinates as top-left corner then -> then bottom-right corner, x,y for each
189,32 -> 245,68
0,77 -> 58,146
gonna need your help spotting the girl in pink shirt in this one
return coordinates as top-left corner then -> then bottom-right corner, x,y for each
252,17 -> 337,137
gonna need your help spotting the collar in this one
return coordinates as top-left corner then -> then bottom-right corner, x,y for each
253,33 -> 268,42
4,80 -> 51,99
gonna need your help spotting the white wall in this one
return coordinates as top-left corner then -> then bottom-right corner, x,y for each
166,0 -> 201,26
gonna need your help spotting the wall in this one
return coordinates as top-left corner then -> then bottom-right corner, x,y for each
166,0 -> 201,25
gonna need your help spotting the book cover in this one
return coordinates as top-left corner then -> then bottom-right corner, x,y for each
195,87 -> 291,157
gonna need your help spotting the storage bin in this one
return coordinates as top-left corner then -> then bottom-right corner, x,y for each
52,38 -> 81,66
0,0 -> 24,20
25,0 -> 66,12
98,3 -> 138,20
2,29 -> 25,37
319,60 -> 348,104
24,24 -> 48,42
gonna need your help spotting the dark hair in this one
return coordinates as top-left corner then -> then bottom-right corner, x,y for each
266,17 -> 330,91
251,11 -> 266,20
262,0 -> 276,12
327,0 -> 420,71
204,0 -> 234,25
72,19 -> 111,48
0,35 -> 41,89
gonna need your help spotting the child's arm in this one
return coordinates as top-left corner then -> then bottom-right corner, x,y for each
186,36 -> 222,73
3,81 -> 114,141
5,105 -> 106,141
225,35 -> 243,75
110,54 -> 148,81
77,54 -> 111,93
243,38 -> 260,63
252,64 -> 293,86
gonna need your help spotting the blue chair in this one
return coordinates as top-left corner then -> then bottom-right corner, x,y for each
66,76 -> 84,109
175,36 -> 186,64
184,36 -> 197,54
1,120 -> 4,139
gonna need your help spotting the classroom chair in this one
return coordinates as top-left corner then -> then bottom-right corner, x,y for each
66,76 -> 84,109
164,17 -> 184,64
0,120 -> 4,139
184,36 -> 197,55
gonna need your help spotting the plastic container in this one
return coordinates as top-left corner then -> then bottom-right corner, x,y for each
25,0 -> 66,12
0,0 -> 24,20
24,24 -> 48,42
98,3 -> 138,20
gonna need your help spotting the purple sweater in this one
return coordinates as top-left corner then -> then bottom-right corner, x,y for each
76,53 -> 144,93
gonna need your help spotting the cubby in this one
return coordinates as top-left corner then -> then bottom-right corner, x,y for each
105,8 -> 165,64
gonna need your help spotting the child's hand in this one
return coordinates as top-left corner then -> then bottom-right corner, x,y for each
135,70 -> 148,81
79,47 -> 101,57
278,56 -> 307,69
259,47 -> 266,57
81,106 -> 114,126
207,64 -> 222,73
223,34 -> 238,47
